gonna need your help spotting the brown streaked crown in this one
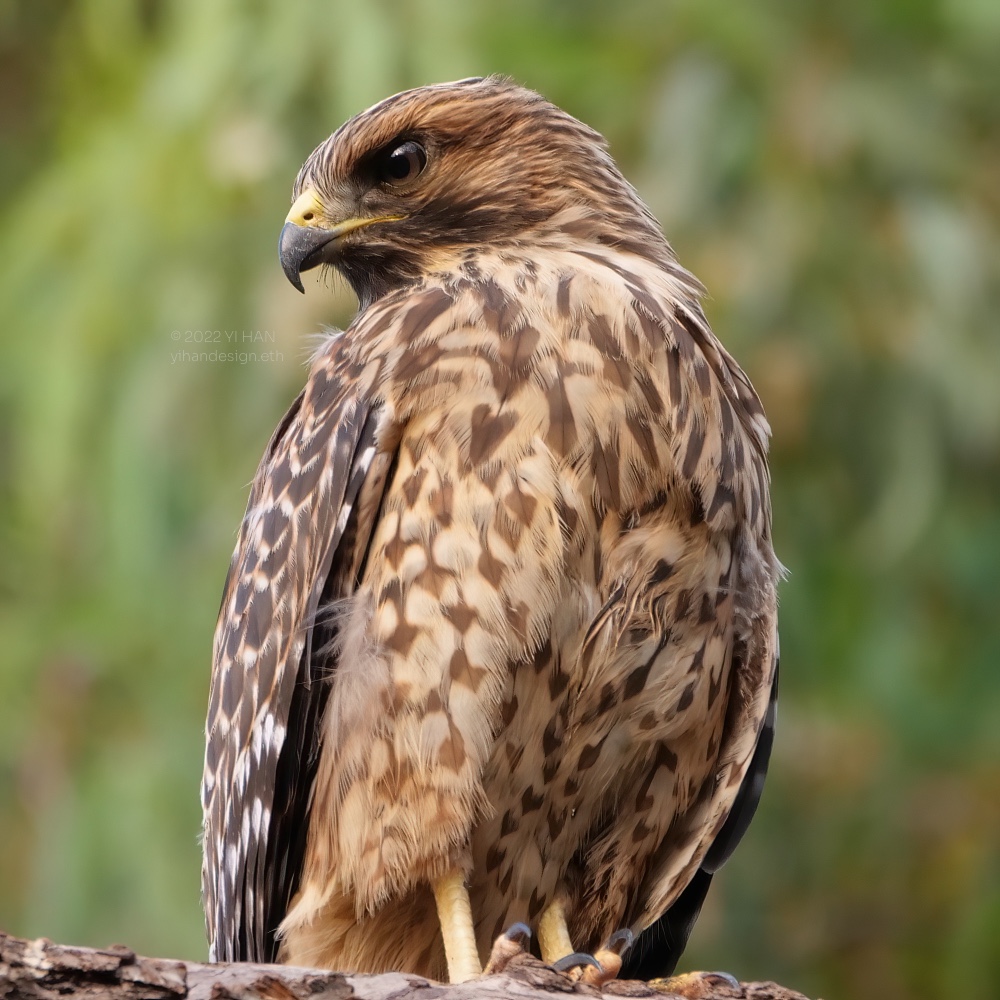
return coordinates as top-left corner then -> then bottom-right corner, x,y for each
289,76 -> 673,305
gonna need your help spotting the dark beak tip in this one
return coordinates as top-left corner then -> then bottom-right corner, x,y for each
279,221 -> 336,294
278,225 -> 304,292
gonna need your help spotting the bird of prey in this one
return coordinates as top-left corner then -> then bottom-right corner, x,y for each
201,76 -> 780,986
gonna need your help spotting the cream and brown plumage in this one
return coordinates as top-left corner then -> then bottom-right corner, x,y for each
201,76 -> 781,984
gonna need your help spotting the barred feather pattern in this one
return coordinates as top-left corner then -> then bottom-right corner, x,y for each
201,77 -> 781,978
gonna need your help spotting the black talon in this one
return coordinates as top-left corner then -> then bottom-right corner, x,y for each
505,922 -> 532,947
605,928 -> 635,956
706,972 -> 741,989
552,952 -> 603,974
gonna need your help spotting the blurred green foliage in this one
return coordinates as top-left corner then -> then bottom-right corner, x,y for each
1,1 -> 998,998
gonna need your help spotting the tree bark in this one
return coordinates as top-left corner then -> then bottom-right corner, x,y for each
0,931 -> 812,1000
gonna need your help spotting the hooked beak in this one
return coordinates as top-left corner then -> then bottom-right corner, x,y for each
278,189 -> 403,293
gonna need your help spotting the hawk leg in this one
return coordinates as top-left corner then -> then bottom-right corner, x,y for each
538,895 -> 575,964
432,869 -> 482,983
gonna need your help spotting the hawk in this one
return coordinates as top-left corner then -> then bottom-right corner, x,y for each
201,76 -> 780,985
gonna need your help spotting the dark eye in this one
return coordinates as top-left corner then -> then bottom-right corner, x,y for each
377,140 -> 427,184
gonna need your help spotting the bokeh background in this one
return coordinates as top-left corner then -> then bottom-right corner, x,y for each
1,2 -> 998,998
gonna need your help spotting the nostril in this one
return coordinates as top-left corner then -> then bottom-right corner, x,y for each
302,211 -> 314,222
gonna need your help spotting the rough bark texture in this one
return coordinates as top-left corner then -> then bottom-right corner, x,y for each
0,931 -> 813,1000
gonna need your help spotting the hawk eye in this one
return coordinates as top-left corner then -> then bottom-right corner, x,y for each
377,140 -> 427,185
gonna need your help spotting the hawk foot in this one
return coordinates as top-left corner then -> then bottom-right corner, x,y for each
568,928 -> 634,986
485,924 -> 607,983
551,951 -> 602,976
484,922 -> 533,975
650,971 -> 742,998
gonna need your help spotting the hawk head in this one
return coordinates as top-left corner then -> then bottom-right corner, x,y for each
278,76 -> 667,306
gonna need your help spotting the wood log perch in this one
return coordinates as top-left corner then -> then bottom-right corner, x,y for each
0,930 -> 813,1000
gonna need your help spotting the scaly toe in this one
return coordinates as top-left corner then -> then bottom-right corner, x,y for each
581,929 -> 635,985
651,970 -> 743,998
484,922 -> 533,975
551,951 -> 603,977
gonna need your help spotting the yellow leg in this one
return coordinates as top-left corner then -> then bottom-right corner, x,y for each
537,895 -> 575,964
432,869 -> 482,983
